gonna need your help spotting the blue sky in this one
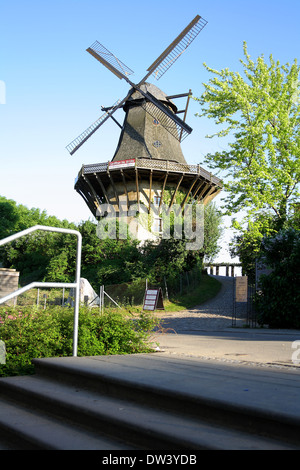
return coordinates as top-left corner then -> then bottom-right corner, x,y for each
1,0 -> 299,261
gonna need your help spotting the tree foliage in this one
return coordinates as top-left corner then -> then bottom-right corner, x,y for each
230,205 -> 300,281
0,196 -> 77,284
194,42 -> 300,226
229,213 -> 278,281
0,196 -> 222,289
255,228 -> 300,328
202,202 -> 223,261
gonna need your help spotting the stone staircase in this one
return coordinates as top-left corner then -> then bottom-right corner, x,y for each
0,354 -> 299,450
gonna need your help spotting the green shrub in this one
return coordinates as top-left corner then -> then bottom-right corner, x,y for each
256,228 -> 300,328
0,306 -> 158,377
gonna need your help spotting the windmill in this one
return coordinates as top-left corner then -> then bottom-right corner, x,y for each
68,15 -> 222,241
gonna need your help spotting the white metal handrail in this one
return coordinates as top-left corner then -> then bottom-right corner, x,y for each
0,225 -> 82,357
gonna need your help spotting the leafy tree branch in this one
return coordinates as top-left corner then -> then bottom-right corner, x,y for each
194,42 -> 300,226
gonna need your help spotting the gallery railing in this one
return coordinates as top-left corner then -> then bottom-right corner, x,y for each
77,158 -> 222,187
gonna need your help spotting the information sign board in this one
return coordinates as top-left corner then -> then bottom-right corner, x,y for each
143,288 -> 164,311
109,159 -> 135,170
235,276 -> 248,303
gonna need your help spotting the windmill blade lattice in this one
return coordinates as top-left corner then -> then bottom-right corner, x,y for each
147,15 -> 207,80
66,99 -> 122,155
66,14 -> 207,155
142,92 -> 192,141
87,42 -> 134,80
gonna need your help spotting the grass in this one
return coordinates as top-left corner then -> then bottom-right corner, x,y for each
163,275 -> 222,311
10,274 -> 222,316
108,275 -> 222,315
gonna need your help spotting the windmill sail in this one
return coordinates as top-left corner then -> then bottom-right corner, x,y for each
66,99 -> 122,155
87,41 -> 134,80
147,15 -> 207,80
142,91 -> 192,141
67,15 -> 207,154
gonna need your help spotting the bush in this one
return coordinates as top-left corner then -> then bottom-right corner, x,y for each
256,228 -> 300,328
0,306 -> 158,377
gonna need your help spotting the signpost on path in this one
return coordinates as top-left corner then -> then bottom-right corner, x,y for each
235,276 -> 248,303
143,288 -> 164,311
232,276 -> 248,327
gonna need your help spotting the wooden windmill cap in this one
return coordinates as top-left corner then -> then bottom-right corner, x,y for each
125,83 -> 178,113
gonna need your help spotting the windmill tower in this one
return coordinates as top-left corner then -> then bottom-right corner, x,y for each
67,15 -> 222,242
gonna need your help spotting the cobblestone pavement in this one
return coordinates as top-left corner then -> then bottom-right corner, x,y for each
152,276 -> 300,370
155,275 -> 247,332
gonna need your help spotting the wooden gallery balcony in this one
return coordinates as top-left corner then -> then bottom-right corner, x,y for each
75,158 -> 222,218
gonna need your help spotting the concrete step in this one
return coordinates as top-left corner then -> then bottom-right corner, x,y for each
0,353 -> 300,450
0,396 -> 133,450
0,374 -> 293,450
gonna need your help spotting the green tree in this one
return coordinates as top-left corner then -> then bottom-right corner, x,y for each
0,196 -> 74,239
77,219 -> 144,288
194,42 -> 300,227
0,196 -> 77,284
44,250 -> 70,283
230,205 -> 300,281
229,213 -> 277,281
0,195 -> 222,290
255,228 -> 300,328
202,202 -> 223,262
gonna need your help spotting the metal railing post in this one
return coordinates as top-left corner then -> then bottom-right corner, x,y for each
0,225 -> 82,357
73,229 -> 82,356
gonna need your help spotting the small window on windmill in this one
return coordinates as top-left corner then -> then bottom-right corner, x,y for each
153,195 -> 161,206
153,140 -> 162,148
153,217 -> 163,233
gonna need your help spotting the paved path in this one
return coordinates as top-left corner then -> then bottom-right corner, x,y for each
155,275 -> 243,332
151,276 -> 300,370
